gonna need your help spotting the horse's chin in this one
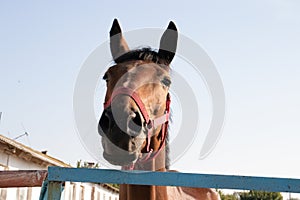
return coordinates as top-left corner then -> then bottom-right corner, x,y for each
103,151 -> 139,166
101,134 -> 144,166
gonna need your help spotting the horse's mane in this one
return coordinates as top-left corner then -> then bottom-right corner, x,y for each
114,47 -> 169,67
165,129 -> 170,169
165,111 -> 173,170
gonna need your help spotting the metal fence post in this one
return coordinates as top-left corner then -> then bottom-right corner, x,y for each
47,181 -> 63,200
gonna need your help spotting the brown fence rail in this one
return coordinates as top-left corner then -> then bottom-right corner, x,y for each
0,170 -> 47,188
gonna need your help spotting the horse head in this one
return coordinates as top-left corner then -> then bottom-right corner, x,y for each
98,19 -> 177,167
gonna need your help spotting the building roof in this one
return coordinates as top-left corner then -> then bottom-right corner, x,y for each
0,134 -> 70,167
0,134 -> 119,193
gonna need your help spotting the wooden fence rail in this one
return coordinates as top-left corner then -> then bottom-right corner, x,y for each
0,170 -> 47,188
2,168 -> 300,199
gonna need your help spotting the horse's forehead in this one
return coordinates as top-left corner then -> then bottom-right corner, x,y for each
108,61 -> 168,79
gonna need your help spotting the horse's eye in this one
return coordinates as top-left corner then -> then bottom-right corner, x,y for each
103,73 -> 109,82
161,77 -> 171,87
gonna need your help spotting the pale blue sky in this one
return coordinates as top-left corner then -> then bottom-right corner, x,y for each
1,0 -> 300,181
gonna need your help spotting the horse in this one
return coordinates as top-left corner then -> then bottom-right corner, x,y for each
98,19 -> 220,200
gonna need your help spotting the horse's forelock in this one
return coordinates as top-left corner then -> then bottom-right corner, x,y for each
114,47 -> 170,67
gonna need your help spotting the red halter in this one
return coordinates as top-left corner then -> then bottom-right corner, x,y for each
103,87 -> 171,168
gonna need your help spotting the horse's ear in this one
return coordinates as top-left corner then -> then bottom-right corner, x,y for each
110,19 -> 130,61
158,21 -> 178,65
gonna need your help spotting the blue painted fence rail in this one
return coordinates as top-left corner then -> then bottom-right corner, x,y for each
40,167 -> 300,199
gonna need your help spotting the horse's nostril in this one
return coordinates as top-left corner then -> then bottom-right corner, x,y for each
128,111 -> 142,134
99,110 -> 111,134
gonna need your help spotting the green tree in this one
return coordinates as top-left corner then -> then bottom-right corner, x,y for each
218,190 -> 283,200
238,190 -> 283,200
76,160 -> 100,168
218,190 -> 239,200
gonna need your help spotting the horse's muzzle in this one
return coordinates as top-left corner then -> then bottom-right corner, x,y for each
99,107 -> 143,138
98,107 -> 146,165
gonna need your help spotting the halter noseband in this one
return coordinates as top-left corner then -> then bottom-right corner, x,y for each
103,87 -> 170,167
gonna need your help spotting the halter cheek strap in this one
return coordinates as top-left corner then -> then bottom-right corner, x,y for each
103,87 -> 171,166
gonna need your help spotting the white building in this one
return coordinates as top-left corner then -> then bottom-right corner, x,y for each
0,134 -> 119,200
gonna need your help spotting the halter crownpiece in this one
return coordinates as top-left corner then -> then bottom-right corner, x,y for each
103,86 -> 171,168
